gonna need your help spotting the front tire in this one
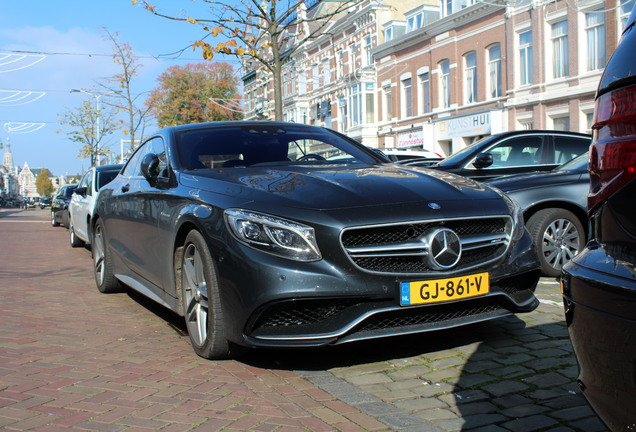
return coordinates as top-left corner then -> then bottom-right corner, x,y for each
69,219 -> 84,248
527,208 -> 585,277
180,230 -> 230,359
92,219 -> 124,293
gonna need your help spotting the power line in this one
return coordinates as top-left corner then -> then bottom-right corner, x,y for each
2,49 -> 204,62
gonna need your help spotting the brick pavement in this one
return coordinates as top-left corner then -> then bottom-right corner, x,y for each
0,209 -> 392,432
0,208 -> 609,431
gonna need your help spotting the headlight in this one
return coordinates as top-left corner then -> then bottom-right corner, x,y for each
503,194 -> 525,241
224,209 -> 322,262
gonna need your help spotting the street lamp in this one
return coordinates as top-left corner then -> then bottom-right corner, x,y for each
70,89 -> 113,166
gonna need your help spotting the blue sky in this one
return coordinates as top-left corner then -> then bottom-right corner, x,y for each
0,0 -> 240,177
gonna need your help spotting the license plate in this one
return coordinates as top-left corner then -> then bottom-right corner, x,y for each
400,272 -> 489,306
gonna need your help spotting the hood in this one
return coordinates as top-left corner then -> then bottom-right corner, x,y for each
180,164 -> 502,211
487,169 -> 584,192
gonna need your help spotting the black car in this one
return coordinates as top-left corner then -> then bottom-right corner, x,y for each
39,197 -> 52,209
429,130 -> 591,181
487,153 -> 589,277
51,184 -> 78,228
561,4 -> 636,431
92,121 -> 541,359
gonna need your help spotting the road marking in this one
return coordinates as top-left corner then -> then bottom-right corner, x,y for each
0,220 -> 48,223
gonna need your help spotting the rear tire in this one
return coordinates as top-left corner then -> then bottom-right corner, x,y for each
180,230 -> 230,359
69,219 -> 84,248
51,210 -> 59,227
527,208 -> 585,277
92,219 -> 124,293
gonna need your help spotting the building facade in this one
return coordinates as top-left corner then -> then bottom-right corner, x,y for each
242,0 -> 633,156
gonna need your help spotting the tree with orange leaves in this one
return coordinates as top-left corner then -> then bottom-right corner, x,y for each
145,62 -> 243,127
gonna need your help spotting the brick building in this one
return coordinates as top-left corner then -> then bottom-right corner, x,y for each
242,0 -> 634,156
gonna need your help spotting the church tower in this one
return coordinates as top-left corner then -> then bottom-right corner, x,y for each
3,139 -> 13,170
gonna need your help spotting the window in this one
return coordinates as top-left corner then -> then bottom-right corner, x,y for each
312,64 -> 319,89
586,10 -> 606,71
349,85 -> 361,127
551,21 -> 569,78
364,36 -> 373,66
519,30 -> 533,85
479,136 -> 543,169
402,78 -> 413,117
552,116 -> 570,131
488,44 -> 502,98
322,59 -> 330,85
384,86 -> 392,121
442,0 -> 452,17
440,60 -> 451,109
385,27 -> 393,42
464,52 -> 477,104
419,73 -> 430,114
620,0 -> 636,35
340,98 -> 347,131
407,13 -> 423,32
365,83 -> 374,124
350,43 -> 358,73
336,50 -> 344,78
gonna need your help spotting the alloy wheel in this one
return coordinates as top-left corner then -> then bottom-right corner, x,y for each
542,218 -> 581,271
182,243 -> 209,347
93,223 -> 105,286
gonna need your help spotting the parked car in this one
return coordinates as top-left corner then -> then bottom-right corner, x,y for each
91,121 -> 541,359
68,164 -> 122,247
382,149 -> 443,162
486,153 -> 589,277
428,130 -> 591,181
51,184 -> 78,228
561,4 -> 636,431
39,197 -> 52,209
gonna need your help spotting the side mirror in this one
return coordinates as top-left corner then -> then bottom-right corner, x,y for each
140,153 -> 161,185
74,187 -> 87,197
473,153 -> 494,169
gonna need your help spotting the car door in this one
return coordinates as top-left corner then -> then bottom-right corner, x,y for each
70,171 -> 92,241
106,138 -> 171,291
462,135 -> 547,180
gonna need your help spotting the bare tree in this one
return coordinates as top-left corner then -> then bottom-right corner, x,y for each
98,29 -> 153,151
57,99 -> 118,167
135,0 -> 363,120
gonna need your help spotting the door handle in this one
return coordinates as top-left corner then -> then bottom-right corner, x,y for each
121,184 -> 130,193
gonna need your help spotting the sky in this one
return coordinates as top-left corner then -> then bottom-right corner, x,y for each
0,0 -> 241,178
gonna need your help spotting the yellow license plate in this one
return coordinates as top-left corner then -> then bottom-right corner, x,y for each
400,272 -> 489,306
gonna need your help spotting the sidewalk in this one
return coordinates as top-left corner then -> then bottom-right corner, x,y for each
0,209 -> 395,431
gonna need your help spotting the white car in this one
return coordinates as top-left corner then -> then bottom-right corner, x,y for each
69,164 -> 122,247
382,149 -> 443,162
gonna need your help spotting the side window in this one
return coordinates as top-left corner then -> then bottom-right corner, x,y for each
553,136 -> 590,164
485,136 -> 543,168
148,137 -> 169,177
121,141 -> 150,177
86,172 -> 94,196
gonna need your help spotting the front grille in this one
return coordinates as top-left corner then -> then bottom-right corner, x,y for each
358,298 -> 505,332
253,299 -> 359,329
341,216 -> 511,274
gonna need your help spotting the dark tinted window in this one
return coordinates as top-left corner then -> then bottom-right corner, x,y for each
97,169 -> 121,190
553,136 -> 590,164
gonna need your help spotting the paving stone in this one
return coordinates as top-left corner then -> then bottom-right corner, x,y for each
481,380 -> 529,397
501,414 -> 559,431
522,371 -> 570,388
500,403 -> 549,417
460,413 -> 508,429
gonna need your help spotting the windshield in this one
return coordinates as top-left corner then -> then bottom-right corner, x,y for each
556,151 -> 589,172
177,124 -> 383,170
435,136 -> 493,166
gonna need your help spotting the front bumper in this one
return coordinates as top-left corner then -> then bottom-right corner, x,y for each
218,228 -> 540,348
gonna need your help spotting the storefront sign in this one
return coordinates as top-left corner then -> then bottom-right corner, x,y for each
397,130 -> 424,148
436,112 -> 491,140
